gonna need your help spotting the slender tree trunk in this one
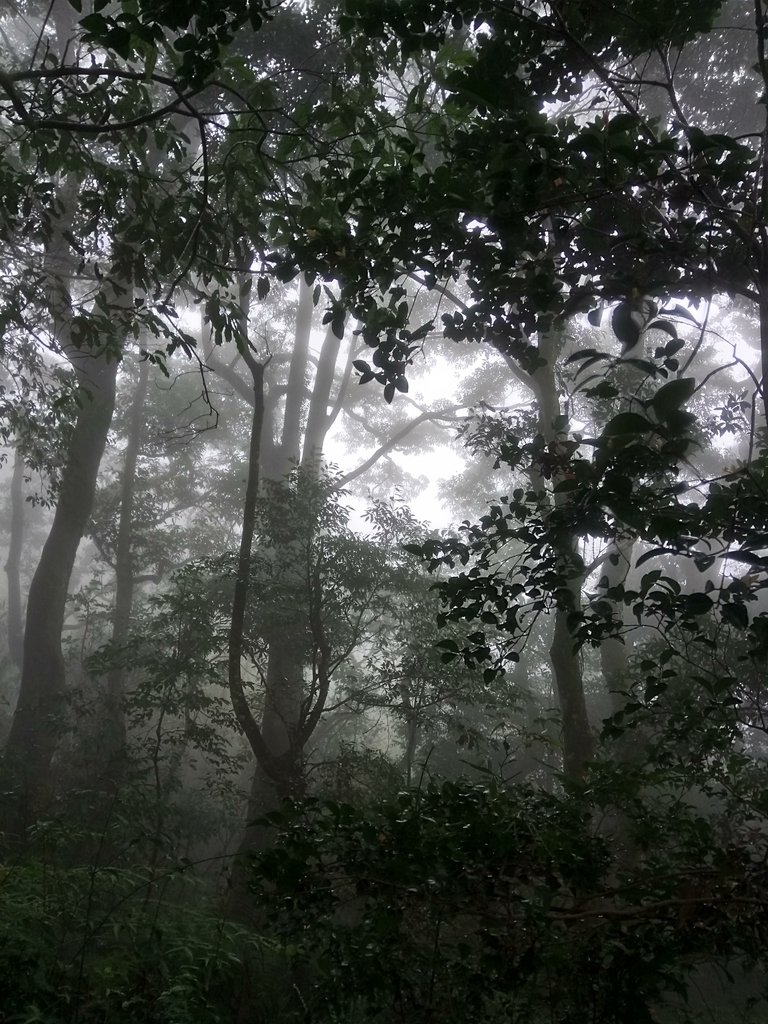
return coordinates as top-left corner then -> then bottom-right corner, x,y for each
549,573 -> 593,780
1,346 -> 119,838
530,332 -> 594,782
103,357 -> 150,779
226,352 -> 274,907
598,534 -> 636,715
232,293 -> 344,868
402,711 -> 419,787
301,320 -> 343,476
277,276 -> 313,477
5,446 -> 24,669
760,273 -> 768,427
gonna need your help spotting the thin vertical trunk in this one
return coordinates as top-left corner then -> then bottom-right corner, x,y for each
234,302 -> 346,861
549,573 -> 593,780
228,354 -> 267,758
301,320 -> 343,475
598,534 -> 636,715
226,351 -> 295,912
402,711 -> 419,788
760,274 -> 768,428
103,357 -> 150,778
276,277 -> 313,477
5,447 -> 24,668
530,331 -> 594,782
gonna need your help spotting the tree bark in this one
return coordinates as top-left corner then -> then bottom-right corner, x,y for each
760,272 -> 768,427
301,320 -> 343,476
1,344 -> 119,838
230,289 -> 345,874
597,534 -> 636,715
549,574 -> 594,781
276,276 -> 313,477
103,356 -> 150,779
5,446 -> 24,669
528,332 -> 595,782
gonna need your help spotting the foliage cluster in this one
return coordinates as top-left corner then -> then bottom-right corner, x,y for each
249,763 -> 768,1024
0,859 -> 272,1024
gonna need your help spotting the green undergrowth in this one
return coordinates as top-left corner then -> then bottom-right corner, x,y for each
0,858 -> 279,1024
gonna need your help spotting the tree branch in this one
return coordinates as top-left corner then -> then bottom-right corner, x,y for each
335,406 -> 462,488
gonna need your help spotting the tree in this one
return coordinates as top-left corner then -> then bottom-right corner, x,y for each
247,0 -> 768,778
0,0 -> 336,836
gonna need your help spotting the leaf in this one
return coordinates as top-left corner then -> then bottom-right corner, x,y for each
79,12 -> 108,33
646,319 -> 678,340
553,477 -> 579,493
651,377 -> 696,421
602,412 -> 653,436
693,554 -> 715,571
685,592 -> 714,616
105,25 -> 132,58
347,166 -> 369,189
408,320 -> 433,342
721,603 -> 748,630
331,316 -> 345,339
256,276 -> 270,301
402,542 -> 425,557
587,306 -> 603,327
635,546 -> 671,567
565,347 -> 603,364
611,302 -> 641,351
384,382 -> 395,403
583,381 -> 618,399
656,338 -> 685,359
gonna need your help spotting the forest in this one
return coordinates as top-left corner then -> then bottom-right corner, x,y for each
0,0 -> 767,1021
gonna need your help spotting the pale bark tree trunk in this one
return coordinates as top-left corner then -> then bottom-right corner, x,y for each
102,356 -> 150,780
276,277 -> 314,478
5,446 -> 24,669
301,320 -> 343,475
402,707 -> 419,788
527,332 -> 594,782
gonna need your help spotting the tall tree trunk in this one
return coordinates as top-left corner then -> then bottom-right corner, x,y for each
1,345 -> 119,838
276,276 -> 313,477
548,572 -> 593,780
234,656 -> 305,862
231,292 -> 345,878
301,320 -> 343,476
226,350 -> 287,913
5,446 -> 24,669
597,534 -> 636,715
103,356 -> 150,780
529,331 -> 594,782
760,272 -> 768,427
